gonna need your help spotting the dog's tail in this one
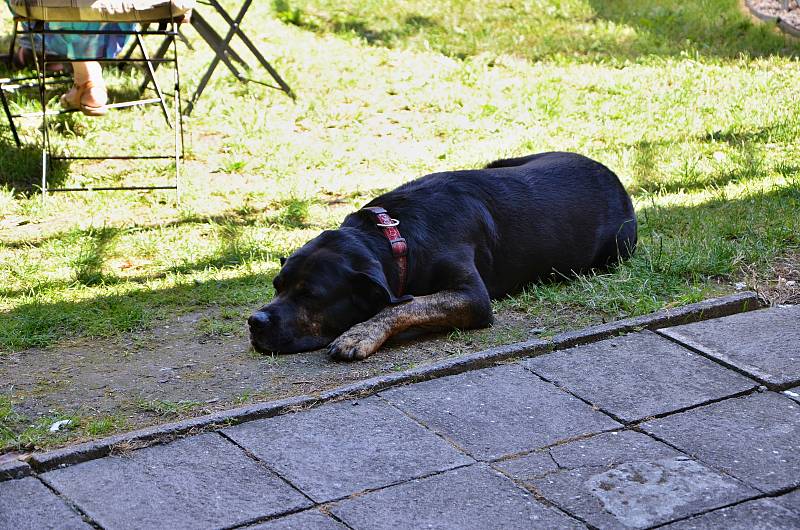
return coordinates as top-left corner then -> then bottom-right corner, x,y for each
484,153 -> 549,169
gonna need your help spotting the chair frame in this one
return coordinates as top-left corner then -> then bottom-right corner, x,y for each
2,2 -> 187,199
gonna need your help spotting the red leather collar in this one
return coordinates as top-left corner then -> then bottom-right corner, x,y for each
362,206 -> 408,297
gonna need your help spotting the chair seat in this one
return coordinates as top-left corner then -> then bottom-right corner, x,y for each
9,0 -> 195,22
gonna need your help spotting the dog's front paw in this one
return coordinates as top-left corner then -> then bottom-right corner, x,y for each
327,326 -> 382,361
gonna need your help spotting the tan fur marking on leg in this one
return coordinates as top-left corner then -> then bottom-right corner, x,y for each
328,291 -> 485,360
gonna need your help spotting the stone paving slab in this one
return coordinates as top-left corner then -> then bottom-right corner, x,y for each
43,433 -> 310,530
642,392 -> 800,493
223,396 -> 473,503
380,364 -> 620,460
495,430 -> 757,529
659,304 -> 800,389
0,476 -> 91,530
331,464 -> 583,530
522,331 -> 757,423
661,497 -> 800,529
247,510 -> 347,530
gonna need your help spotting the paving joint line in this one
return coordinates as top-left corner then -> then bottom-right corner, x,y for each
222,505 -> 317,530
376,394 -> 477,461
489,460 -> 599,529
655,328 -> 796,390
625,386 -> 763,426
645,484 -> 800,529
518,362 -> 630,426
220,423 -> 479,522
318,461 -> 478,507
489,427 -> 626,465
214,430 -> 317,507
35,473 -> 104,529
633,423 -> 769,495
521,357 -> 763,427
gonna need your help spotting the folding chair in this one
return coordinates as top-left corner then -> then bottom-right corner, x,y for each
3,0 -> 194,198
117,0 -> 295,116
185,0 -> 295,115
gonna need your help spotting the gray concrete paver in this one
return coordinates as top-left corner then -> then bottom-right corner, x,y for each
331,464 -> 583,530
642,392 -> 800,493
522,331 -> 757,422
659,304 -> 800,388
223,396 -> 473,503
381,364 -> 620,460
0,476 -> 91,530
43,433 -> 310,530
496,431 -> 757,529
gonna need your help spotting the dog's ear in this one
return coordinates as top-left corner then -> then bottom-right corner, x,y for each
279,256 -> 287,267
354,262 -> 412,305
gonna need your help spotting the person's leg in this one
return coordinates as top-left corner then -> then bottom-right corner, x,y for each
61,60 -> 108,115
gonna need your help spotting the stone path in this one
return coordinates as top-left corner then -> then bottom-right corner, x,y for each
1,304 -> 799,529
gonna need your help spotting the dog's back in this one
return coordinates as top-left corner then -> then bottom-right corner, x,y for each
487,151 -> 637,264
363,152 -> 637,297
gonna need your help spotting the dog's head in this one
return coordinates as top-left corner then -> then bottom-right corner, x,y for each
248,228 -> 410,353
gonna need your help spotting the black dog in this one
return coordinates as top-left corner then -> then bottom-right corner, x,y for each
249,152 -> 637,360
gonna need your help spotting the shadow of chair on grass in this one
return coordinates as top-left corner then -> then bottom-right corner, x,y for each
0,136 -> 69,194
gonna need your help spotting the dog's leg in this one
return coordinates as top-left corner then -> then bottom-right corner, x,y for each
327,286 -> 492,361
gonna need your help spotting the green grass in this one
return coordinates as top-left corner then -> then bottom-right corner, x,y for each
0,0 -> 799,354
136,399 -> 203,417
0,395 -> 126,451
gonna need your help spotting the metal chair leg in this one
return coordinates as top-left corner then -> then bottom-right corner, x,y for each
136,33 -> 172,128
191,11 -> 248,72
206,0 -> 294,98
185,0 -> 294,115
0,86 -> 22,148
172,22 -> 183,204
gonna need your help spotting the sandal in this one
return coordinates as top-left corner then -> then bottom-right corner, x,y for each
59,80 -> 108,116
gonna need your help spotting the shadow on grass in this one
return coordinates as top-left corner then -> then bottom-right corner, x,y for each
586,0 -> 798,60
629,119 -> 800,195
0,187 -> 384,251
0,137 -> 70,193
0,269 -> 274,352
273,0 -> 797,61
2,182 -> 798,353
273,0 -> 440,47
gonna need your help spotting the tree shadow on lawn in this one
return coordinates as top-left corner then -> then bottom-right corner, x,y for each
274,0 -> 797,61
628,119 -> 800,195
273,0 -> 441,48
586,0 -> 798,60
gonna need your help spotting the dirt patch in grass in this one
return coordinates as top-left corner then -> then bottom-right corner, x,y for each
0,303 -> 565,453
747,251 -> 800,305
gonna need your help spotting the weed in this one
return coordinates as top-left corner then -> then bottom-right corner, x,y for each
136,399 -> 202,417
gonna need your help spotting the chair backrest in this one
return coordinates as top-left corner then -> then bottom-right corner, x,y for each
8,0 -> 195,22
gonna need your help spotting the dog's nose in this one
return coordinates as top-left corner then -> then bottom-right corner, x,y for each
248,311 -> 271,330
